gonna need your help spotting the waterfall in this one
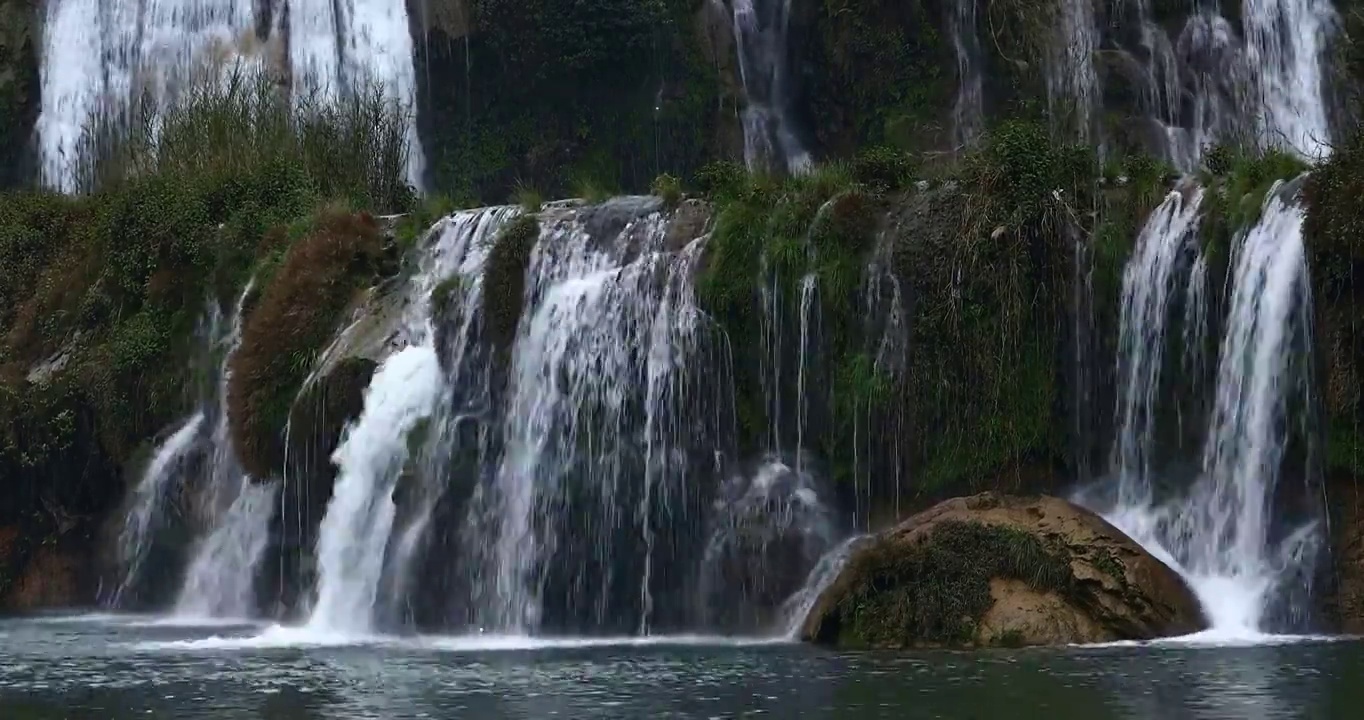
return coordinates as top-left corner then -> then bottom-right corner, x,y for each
380,206 -> 515,620
1180,181 -> 1319,632
36,0 -> 426,193
1111,188 -> 1205,507
777,534 -> 863,638
464,201 -> 728,633
1046,0 -> 1100,142
287,0 -> 426,189
731,0 -> 810,174
697,457 -> 839,632
1243,0 -> 1337,158
794,273 -> 817,470
36,0 -> 262,192
1101,180 -> 1321,637
111,412 -> 206,606
175,478 -> 279,618
175,282 -> 280,620
949,0 -> 984,148
308,345 -> 444,633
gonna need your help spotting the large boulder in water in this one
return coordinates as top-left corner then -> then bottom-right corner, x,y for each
800,493 -> 1205,648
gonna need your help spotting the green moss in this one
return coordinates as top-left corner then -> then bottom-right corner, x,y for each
851,146 -> 917,193
826,521 -> 1074,647
1092,548 -> 1125,585
483,214 -> 541,352
1202,144 -> 1307,247
889,122 -> 1100,492
431,275 -> 469,319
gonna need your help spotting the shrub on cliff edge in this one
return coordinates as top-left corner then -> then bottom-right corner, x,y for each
228,207 -> 386,480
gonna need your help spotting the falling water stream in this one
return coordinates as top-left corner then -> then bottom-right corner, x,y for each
1099,180 -> 1321,638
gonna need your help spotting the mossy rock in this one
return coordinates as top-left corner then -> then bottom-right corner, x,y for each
481,213 -> 539,352
285,356 -> 378,506
801,492 -> 1205,648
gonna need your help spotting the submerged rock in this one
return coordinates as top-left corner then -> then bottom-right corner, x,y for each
800,493 -> 1205,648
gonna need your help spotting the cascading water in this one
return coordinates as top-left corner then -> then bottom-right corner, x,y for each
175,282 -> 281,619
730,0 -> 810,174
307,345 -> 444,634
464,201 -> 731,634
696,457 -> 838,632
1099,180 -> 1322,637
1111,188 -> 1205,506
1243,0 -> 1337,158
37,0 -> 426,193
1176,182 -> 1320,633
1046,0 -> 1100,142
949,0 -> 984,148
286,0 -> 427,189
110,412 -> 206,606
175,478 -> 279,619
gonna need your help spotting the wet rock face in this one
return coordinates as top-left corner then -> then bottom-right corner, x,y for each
800,492 -> 1206,648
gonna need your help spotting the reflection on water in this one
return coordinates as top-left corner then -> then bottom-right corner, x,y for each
0,615 -> 1362,718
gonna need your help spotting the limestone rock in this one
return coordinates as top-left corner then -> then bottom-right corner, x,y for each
801,492 -> 1205,648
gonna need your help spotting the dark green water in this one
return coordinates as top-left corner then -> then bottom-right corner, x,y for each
1,614 -> 1361,718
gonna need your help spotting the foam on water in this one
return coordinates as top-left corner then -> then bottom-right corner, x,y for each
133,625 -> 788,653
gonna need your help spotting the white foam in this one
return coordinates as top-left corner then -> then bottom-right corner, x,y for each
131,626 -> 788,653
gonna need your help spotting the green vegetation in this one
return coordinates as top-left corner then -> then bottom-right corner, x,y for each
894,121 -> 1098,492
822,521 -> 1074,647
421,0 -> 720,203
482,214 -> 541,353
0,0 -> 38,190
0,68 -> 415,511
1201,144 -> 1308,256
394,195 -> 461,249
695,120 -> 1113,499
651,173 -> 683,207
1306,124 -> 1364,476
514,183 -> 544,214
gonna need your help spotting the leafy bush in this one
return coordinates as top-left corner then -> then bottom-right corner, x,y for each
851,146 -> 916,193
651,173 -> 683,207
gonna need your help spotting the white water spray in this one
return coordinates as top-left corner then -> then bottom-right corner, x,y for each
175,477 -> 279,619
112,412 -> 206,604
307,345 -> 444,633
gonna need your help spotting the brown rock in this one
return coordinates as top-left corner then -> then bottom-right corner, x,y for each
801,492 -> 1205,648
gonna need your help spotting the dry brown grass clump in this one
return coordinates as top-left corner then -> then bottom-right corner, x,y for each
228,207 -> 384,479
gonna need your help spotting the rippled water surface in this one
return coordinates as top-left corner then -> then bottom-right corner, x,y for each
1,614 -> 1362,718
